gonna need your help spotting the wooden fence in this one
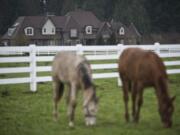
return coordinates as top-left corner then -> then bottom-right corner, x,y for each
0,43 -> 180,92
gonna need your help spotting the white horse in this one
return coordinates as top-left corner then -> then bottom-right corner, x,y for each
52,51 -> 98,127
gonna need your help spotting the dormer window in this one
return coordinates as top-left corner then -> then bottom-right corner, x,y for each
43,28 -> 46,33
119,27 -> 125,35
70,29 -> 77,38
13,22 -> 19,27
24,27 -> 34,36
42,19 -> 56,35
52,28 -> 55,33
8,28 -> 16,36
85,26 -> 92,34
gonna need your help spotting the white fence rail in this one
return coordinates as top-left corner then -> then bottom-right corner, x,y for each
1,43 -> 180,92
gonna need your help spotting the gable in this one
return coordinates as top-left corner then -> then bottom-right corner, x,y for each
42,19 -> 56,35
98,22 -> 112,36
64,16 -> 80,31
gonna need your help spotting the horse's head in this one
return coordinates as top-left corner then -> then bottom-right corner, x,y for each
83,86 -> 98,126
159,96 -> 175,128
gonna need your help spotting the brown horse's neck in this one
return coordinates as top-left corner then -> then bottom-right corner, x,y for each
155,78 -> 171,108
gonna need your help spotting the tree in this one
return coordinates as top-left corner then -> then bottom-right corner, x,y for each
83,0 -> 106,20
145,0 -> 180,33
61,0 -> 76,15
1,0 -> 180,36
113,0 -> 150,34
0,0 -> 20,35
48,0 -> 64,15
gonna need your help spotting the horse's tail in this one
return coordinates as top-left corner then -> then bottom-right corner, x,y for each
78,62 -> 93,89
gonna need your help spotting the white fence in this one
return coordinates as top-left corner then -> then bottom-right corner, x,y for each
1,43 -> 180,92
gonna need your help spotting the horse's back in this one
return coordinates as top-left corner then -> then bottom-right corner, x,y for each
52,51 -> 87,82
118,48 -> 167,84
53,51 -> 85,65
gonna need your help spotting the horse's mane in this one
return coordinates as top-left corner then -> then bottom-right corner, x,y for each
77,61 -> 93,89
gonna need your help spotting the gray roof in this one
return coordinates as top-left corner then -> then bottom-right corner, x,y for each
2,10 -> 141,41
110,20 -> 141,38
3,17 -> 25,39
66,10 -> 101,28
110,19 -> 126,30
128,23 -> 141,37
97,22 -> 112,37
3,16 -> 67,39
64,16 -> 81,31
3,10 -> 101,40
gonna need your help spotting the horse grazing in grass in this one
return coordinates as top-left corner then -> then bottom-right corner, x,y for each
118,48 -> 175,128
52,52 -> 98,127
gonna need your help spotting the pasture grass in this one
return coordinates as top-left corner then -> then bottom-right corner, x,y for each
0,75 -> 180,135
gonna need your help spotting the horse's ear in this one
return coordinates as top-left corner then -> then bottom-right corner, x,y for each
171,96 -> 176,102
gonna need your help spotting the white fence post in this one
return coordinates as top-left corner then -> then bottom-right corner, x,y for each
154,42 -> 160,54
29,44 -> 37,92
76,44 -> 83,55
117,44 -> 123,86
1,44 -> 180,88
117,44 -> 124,57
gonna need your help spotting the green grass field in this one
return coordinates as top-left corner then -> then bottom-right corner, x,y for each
0,75 -> 180,135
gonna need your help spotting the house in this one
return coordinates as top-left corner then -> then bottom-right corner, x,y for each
2,10 -> 141,46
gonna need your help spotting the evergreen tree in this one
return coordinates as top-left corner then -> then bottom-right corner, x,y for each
0,0 -> 180,35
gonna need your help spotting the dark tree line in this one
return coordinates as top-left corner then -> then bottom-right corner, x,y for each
0,0 -> 180,36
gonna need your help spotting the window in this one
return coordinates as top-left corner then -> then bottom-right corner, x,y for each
85,26 -> 92,34
70,29 -> 77,38
13,22 -> 19,27
27,29 -> 32,35
8,28 -> 15,36
52,28 -> 55,33
102,34 -> 110,39
24,27 -> 34,36
119,27 -> 125,35
43,28 -> 46,33
3,41 -> 8,46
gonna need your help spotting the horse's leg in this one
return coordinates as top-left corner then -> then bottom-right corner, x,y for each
122,79 -> 130,122
134,83 -> 143,123
83,88 -> 95,126
154,79 -> 166,125
52,79 -> 64,121
131,81 -> 138,122
66,84 -> 71,105
67,83 -> 77,127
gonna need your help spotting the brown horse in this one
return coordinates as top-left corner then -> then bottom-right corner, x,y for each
52,51 -> 98,127
118,48 -> 175,128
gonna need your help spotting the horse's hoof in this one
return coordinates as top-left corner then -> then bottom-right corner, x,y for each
85,117 -> 96,126
69,122 -> 74,127
86,121 -> 90,126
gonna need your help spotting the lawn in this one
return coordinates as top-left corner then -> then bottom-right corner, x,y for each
0,75 -> 180,135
